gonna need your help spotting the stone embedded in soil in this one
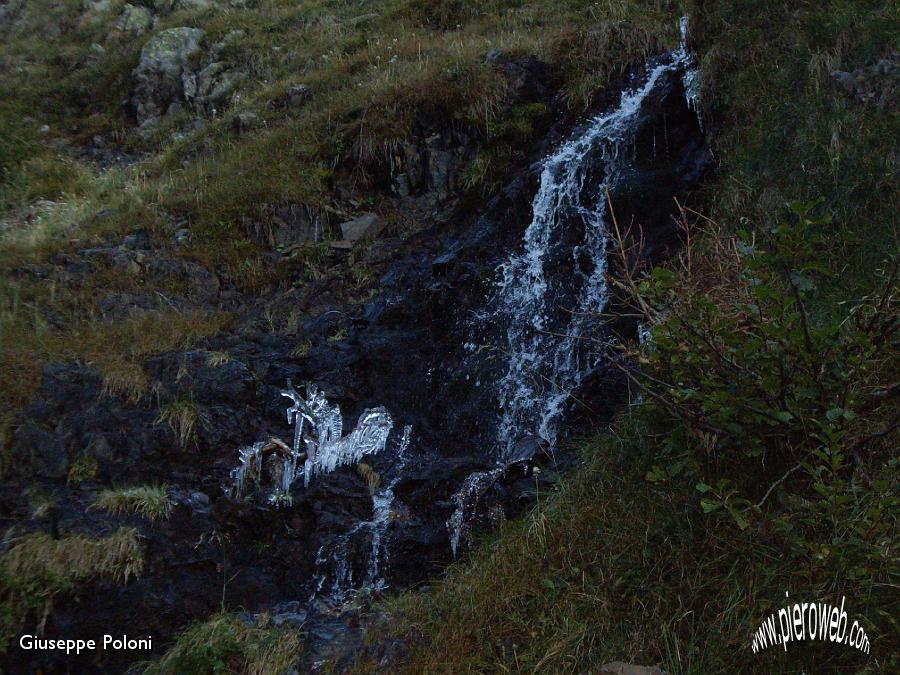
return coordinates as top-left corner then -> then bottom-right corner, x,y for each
340,212 -> 383,242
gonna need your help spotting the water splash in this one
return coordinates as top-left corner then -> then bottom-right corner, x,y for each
448,21 -> 702,553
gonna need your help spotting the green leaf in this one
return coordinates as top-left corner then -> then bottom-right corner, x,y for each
700,498 -> 721,513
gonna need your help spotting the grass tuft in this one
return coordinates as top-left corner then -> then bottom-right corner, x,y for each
156,400 -> 203,449
0,528 -> 144,652
93,485 -> 173,522
142,614 -> 301,675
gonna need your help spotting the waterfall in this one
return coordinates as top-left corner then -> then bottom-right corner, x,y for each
311,424 -> 412,602
449,22 -> 701,554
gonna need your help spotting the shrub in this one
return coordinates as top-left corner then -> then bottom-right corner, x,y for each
608,199 -> 898,587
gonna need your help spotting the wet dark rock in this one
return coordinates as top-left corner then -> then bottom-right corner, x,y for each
3,48 -> 708,674
248,203 -> 323,248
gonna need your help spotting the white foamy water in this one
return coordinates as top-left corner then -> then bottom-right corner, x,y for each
449,22 -> 701,553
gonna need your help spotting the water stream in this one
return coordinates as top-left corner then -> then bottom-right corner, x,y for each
450,21 -> 701,555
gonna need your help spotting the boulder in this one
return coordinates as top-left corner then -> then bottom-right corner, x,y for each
186,60 -> 245,112
340,212 -> 382,242
132,27 -> 205,124
230,110 -> 261,134
115,4 -> 153,35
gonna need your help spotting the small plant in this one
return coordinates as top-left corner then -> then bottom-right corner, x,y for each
290,339 -> 312,358
356,462 -> 381,494
67,455 -> 98,485
266,490 -> 293,509
156,400 -> 204,449
327,327 -> 347,343
93,485 -> 173,522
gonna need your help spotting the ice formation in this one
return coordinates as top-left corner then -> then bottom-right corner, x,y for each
229,381 -> 401,503
311,424 -> 412,601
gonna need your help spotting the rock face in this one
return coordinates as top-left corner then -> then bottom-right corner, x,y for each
830,54 -> 898,107
131,27 -> 205,124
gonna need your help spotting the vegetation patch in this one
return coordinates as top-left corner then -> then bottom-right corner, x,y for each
142,614 -> 301,675
0,528 -> 144,653
93,485 -> 173,522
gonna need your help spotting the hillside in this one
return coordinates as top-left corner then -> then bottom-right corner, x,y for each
0,0 -> 897,673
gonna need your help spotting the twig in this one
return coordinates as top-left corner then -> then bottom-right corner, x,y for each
755,464 -> 803,509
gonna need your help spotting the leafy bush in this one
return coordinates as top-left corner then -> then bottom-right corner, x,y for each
609,199 -> 898,588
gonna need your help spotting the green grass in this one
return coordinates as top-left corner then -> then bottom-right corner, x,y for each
0,527 -> 144,653
692,0 -> 899,302
142,613 -> 302,675
366,414 -> 896,673
93,485 -> 174,522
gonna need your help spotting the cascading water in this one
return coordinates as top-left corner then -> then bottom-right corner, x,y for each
227,382 -> 412,600
449,21 -> 702,555
311,425 -> 412,602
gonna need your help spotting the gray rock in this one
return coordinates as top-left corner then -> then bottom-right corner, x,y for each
340,212 -> 382,242
831,70 -> 856,95
248,204 -> 321,248
230,110 -> 261,133
485,48 -> 504,64
188,61 -> 245,112
393,173 -> 410,198
173,228 -> 192,245
286,84 -> 312,108
155,0 -> 216,11
82,0 -> 113,14
116,4 -> 153,35
427,147 -> 454,201
269,601 -> 307,627
132,27 -> 205,124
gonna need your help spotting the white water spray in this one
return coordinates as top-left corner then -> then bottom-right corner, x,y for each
449,21 -> 702,553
